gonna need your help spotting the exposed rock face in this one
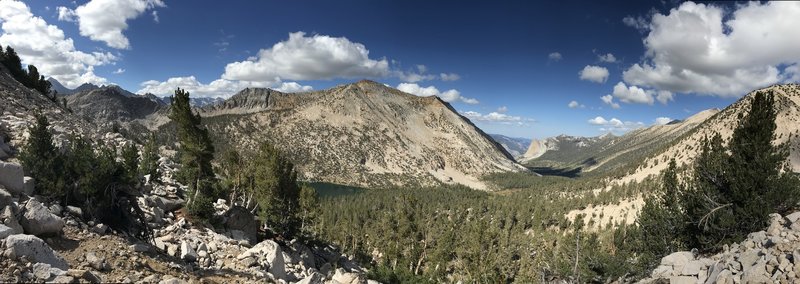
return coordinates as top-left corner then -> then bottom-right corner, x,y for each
238,240 -> 286,280
0,205 -> 22,235
223,206 -> 257,245
66,86 -> 165,122
3,234 -> 69,270
20,199 -> 65,236
0,161 -> 24,194
171,80 -> 527,190
640,212 -> 800,283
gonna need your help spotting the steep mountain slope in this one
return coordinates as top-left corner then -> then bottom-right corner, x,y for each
489,134 -> 531,159
66,86 -> 165,123
522,109 -> 718,176
0,67 -> 99,147
155,80 -> 526,189
616,84 -> 800,185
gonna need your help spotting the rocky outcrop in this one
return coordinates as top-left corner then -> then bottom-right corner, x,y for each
0,161 -> 24,194
223,206 -> 258,245
641,212 -> 800,283
20,199 -> 64,236
3,234 -> 69,270
238,240 -> 287,280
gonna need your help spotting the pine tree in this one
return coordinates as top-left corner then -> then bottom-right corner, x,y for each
19,113 -> 64,196
298,184 -> 318,236
683,91 -> 800,251
139,133 -> 161,184
252,142 -> 300,237
168,88 -> 216,219
27,65 -> 40,87
634,159 -> 686,270
121,143 -> 139,184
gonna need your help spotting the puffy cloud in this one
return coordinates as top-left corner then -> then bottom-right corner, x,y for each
440,73 -> 461,81
0,0 -> 116,88
275,82 -> 313,93
622,15 -> 649,32
548,52 -> 562,62
588,116 -> 609,125
62,0 -> 165,49
654,117 -> 673,125
656,90 -> 674,105
462,111 -> 535,125
787,64 -> 800,83
57,6 -> 76,22
598,53 -> 617,63
137,76 -> 312,98
588,116 -> 644,132
223,32 -> 390,83
611,82 -> 654,105
113,68 -> 125,74
579,65 -> 609,83
622,2 -> 800,97
396,83 -> 478,104
396,71 -> 436,83
600,95 -> 620,109
568,100 -> 585,109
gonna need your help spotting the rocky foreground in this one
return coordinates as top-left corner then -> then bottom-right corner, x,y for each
640,212 -> 800,284
0,136 -> 378,284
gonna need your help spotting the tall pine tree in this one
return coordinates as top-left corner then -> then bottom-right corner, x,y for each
168,88 -> 216,219
19,113 -> 64,196
251,142 -> 301,237
684,91 -> 800,251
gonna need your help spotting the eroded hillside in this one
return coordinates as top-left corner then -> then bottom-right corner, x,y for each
152,80 -> 526,189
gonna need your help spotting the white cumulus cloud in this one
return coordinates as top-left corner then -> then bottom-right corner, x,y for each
0,0 -> 116,88
611,82 -> 654,105
223,32 -> 390,83
588,116 -> 644,133
61,0 -> 165,49
622,1 -> 800,97
548,52 -> 562,62
598,53 -> 617,63
600,95 -> 621,109
137,76 -> 311,98
396,83 -> 478,104
462,111 -> 535,125
568,100 -> 585,109
654,117 -> 673,125
579,65 -> 609,83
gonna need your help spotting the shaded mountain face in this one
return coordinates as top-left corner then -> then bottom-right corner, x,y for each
153,80 -> 526,189
489,134 -> 531,159
522,108 -> 719,176
66,86 -> 166,123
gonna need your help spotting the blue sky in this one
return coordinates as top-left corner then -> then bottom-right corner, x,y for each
3,1 -> 800,139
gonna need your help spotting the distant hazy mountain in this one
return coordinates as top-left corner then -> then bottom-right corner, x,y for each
521,107 -> 718,175
160,96 -> 225,107
149,80 -> 526,189
489,134 -> 531,159
47,78 -> 100,96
